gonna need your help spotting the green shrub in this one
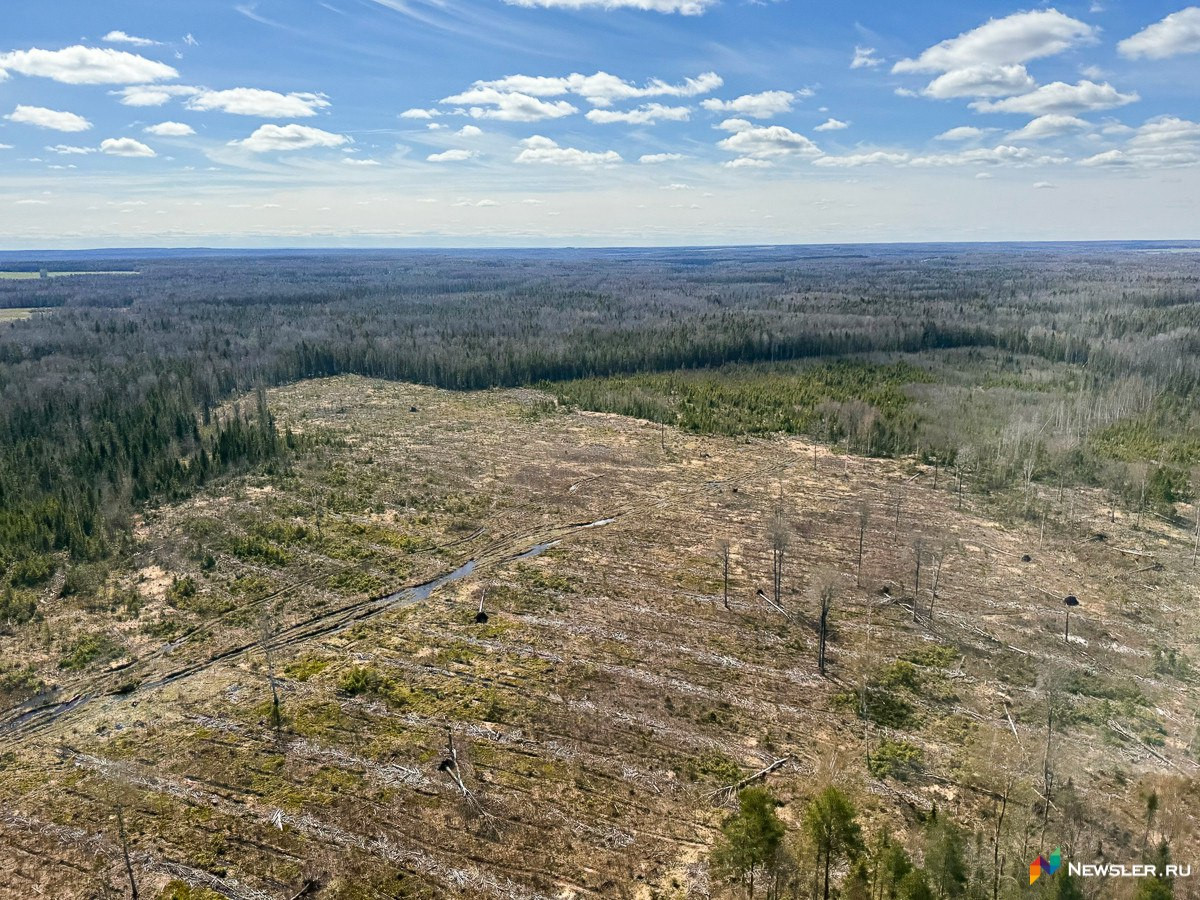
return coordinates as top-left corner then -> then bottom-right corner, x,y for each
0,586 -> 37,627
868,738 -> 924,781
59,632 -> 122,670
9,555 -> 53,588
338,666 -> 389,698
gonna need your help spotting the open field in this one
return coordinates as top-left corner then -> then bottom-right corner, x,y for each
1,375 -> 1197,899
0,308 -> 38,322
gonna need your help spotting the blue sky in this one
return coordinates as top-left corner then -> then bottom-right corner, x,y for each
1,0 -> 1198,247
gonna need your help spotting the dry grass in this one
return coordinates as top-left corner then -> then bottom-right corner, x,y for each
1,375 -> 1198,899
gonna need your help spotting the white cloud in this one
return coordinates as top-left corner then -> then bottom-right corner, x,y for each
443,88 -> 577,122
909,145 -> 1065,167
427,149 -> 477,162
113,84 -> 200,107
188,88 -> 330,117
936,126 -> 988,141
103,31 -> 159,46
893,10 -> 1097,73
661,182 -> 691,190
639,152 -> 683,163
921,64 -> 1036,99
458,71 -> 721,108
46,144 -> 96,154
716,119 -> 822,161
701,90 -> 800,118
501,0 -> 715,15
814,144 -> 1069,168
230,124 -> 350,152
514,135 -> 621,166
814,118 -> 850,132
723,157 -> 773,168
1007,114 -> 1090,140
401,108 -> 440,119
851,46 -> 883,69
1082,116 -> 1200,167
343,158 -> 380,167
455,125 -> 483,137
1079,149 -> 1127,167
144,121 -> 195,137
585,103 -> 690,124
1118,7 -> 1200,59
183,34 -> 199,47
6,105 -> 92,132
100,137 -> 156,158
1034,181 -> 1056,188
814,151 -> 911,168
0,45 -> 177,84
971,81 -> 1139,115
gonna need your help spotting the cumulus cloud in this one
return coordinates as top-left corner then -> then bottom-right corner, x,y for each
893,10 -> 1097,73
102,31 -> 159,46
113,84 -> 201,106
188,88 -> 330,117
639,152 -> 683,163
814,151 -> 910,168
723,157 -> 773,168
427,148 -> 477,162
936,126 -> 988,141
343,157 -> 380,166
514,135 -> 621,166
921,64 -> 1036,99
6,105 -> 92,132
443,88 -> 577,122
0,45 -> 177,84
1007,114 -> 1090,140
814,118 -> 850,132
100,137 -> 156,157
716,118 -> 822,162
144,121 -> 195,136
851,46 -> 883,69
230,123 -> 350,152
501,0 -> 715,15
46,144 -> 96,154
1119,7 -> 1200,59
1081,115 -> 1200,167
814,144 -> 1068,168
585,103 -> 690,124
454,71 -> 721,108
401,108 -> 440,119
701,90 -> 803,118
971,80 -> 1138,115
455,125 -> 483,137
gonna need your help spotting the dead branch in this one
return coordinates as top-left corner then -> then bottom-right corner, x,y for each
705,757 -> 790,804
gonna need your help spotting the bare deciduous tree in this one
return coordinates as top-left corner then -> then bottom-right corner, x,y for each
768,508 -> 790,609
856,501 -> 870,589
813,573 -> 837,677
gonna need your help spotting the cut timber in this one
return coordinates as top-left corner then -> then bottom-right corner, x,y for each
706,757 -> 790,804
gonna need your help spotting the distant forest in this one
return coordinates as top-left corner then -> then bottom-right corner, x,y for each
0,245 -> 1197,571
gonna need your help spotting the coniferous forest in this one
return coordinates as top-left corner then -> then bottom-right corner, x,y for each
1,244 -> 1196,572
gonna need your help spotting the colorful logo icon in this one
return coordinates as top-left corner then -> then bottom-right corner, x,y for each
1030,849 -> 1062,885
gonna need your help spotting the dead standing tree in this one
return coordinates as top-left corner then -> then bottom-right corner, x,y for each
768,508 -> 790,610
260,609 -> 283,734
813,573 -> 838,677
717,538 -> 732,610
856,501 -> 870,589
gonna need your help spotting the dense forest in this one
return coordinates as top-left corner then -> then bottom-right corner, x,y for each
1,244 -> 1198,575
